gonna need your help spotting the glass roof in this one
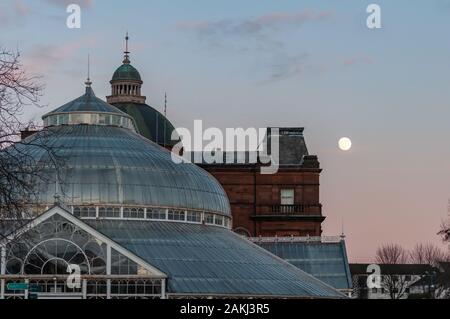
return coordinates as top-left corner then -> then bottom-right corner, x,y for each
87,219 -> 346,298
44,86 -> 128,116
42,86 -> 137,132
255,241 -> 352,290
14,124 -> 231,215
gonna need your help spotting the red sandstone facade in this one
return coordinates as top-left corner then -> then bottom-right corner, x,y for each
199,127 -> 325,237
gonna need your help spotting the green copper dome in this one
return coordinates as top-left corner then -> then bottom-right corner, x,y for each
114,102 -> 178,147
112,63 -> 141,82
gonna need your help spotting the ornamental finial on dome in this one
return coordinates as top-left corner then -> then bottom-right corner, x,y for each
123,31 -> 130,64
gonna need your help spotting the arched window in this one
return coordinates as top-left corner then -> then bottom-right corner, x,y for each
5,215 -> 108,276
23,239 -> 91,275
234,227 -> 251,237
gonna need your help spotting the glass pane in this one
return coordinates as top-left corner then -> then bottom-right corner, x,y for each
5,214 -> 107,276
111,249 -> 138,275
281,189 -> 295,205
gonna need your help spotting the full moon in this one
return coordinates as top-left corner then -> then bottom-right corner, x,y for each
338,137 -> 352,151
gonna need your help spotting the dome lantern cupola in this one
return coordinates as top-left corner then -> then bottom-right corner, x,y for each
107,33 -> 146,104
107,35 -> 179,148
42,79 -> 138,132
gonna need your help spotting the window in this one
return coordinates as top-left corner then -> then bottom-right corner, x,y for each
76,206 -> 96,218
90,114 -> 98,124
5,214 -> 108,277
112,115 -> 121,126
168,210 -> 185,221
111,249 -> 138,275
214,215 -> 224,226
98,114 -> 107,125
186,211 -> 201,223
234,228 -> 251,237
80,207 -> 97,218
73,207 -> 81,217
372,288 -> 378,294
99,207 -> 120,218
204,213 -> 214,224
49,115 -> 58,126
123,208 -> 131,218
123,208 -> 144,219
58,114 -> 69,125
121,118 -> 130,128
71,114 -> 83,124
280,189 -> 295,205
147,208 -> 166,220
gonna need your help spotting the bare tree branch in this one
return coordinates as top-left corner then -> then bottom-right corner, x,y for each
410,243 -> 448,266
0,47 -> 60,242
376,243 -> 409,299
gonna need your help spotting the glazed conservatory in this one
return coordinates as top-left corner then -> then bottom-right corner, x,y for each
0,81 -> 344,299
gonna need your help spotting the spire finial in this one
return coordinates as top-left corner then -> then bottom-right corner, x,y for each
340,217 -> 346,240
164,92 -> 167,117
85,53 -> 92,87
123,31 -> 130,64
164,92 -> 167,146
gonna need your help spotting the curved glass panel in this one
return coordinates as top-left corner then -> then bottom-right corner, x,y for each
12,124 -> 231,216
5,215 -> 107,275
42,113 -> 135,131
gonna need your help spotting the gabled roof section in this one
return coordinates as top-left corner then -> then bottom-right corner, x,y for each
0,205 -> 167,279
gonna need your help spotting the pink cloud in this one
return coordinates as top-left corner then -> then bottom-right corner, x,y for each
0,0 -> 30,26
255,10 -> 333,27
23,37 -> 98,74
176,10 -> 334,35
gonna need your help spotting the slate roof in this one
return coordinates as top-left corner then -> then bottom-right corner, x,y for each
188,127 -> 318,168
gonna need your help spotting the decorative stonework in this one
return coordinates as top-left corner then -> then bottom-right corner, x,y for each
106,94 -> 146,104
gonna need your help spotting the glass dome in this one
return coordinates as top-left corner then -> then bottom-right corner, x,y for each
42,86 -> 137,131
17,85 -> 231,224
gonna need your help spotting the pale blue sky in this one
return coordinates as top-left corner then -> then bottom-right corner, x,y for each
2,0 -> 450,261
